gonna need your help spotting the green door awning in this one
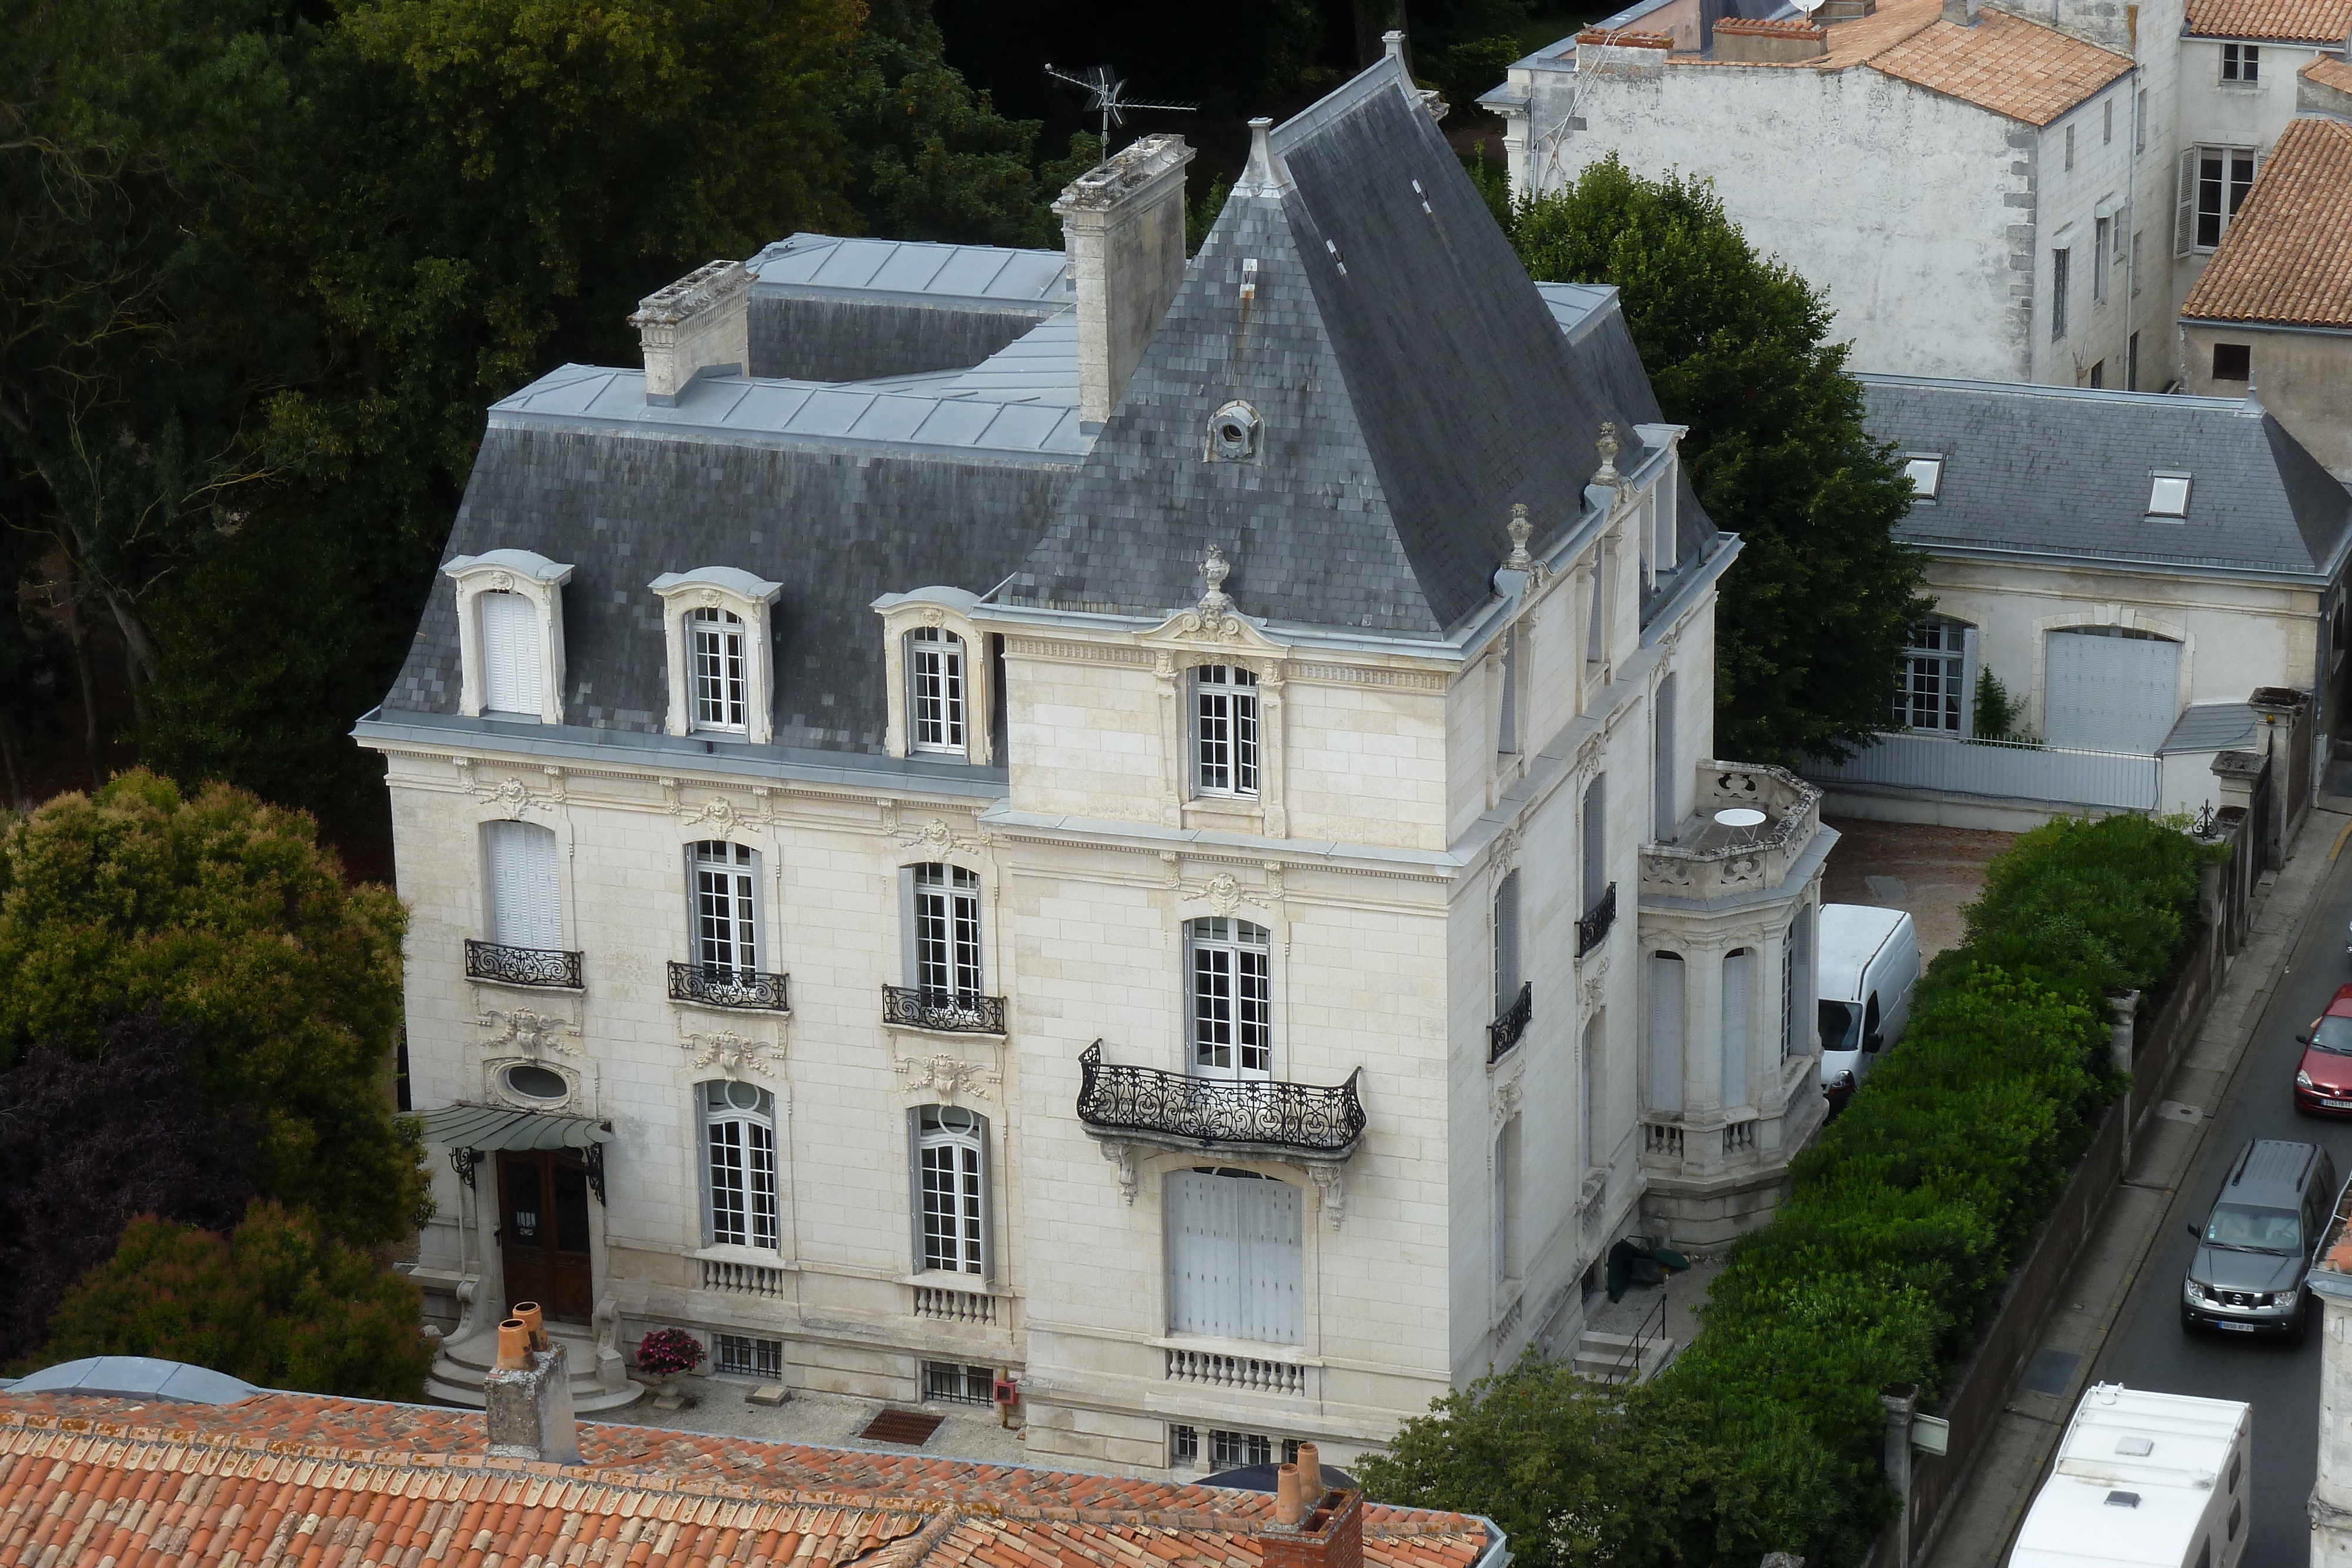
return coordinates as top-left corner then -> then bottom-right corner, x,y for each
409,1102 -> 610,1152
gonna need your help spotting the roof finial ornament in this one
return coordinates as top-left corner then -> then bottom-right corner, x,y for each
1596,423 -> 1622,486
1506,504 -> 1534,571
1200,544 -> 1232,616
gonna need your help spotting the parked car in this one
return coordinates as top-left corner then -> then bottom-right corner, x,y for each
2179,1138 -> 2337,1342
1816,904 -> 1921,1092
2295,982 -> 2352,1114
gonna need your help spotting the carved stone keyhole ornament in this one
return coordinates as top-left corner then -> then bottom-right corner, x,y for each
682,1028 -> 783,1077
478,1008 -> 580,1059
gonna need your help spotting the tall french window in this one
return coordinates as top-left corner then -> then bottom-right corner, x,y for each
1647,951 -> 1686,1115
1193,666 -> 1260,796
703,1080 -> 779,1249
910,863 -> 983,1002
1164,1169 -> 1301,1342
908,627 -> 967,754
483,820 -> 561,951
689,607 -> 748,732
1722,948 -> 1753,1108
479,590 -> 540,716
915,1105 -> 987,1274
690,841 -> 759,978
1893,618 -> 1969,733
1190,917 -> 1272,1079
1493,871 -> 1522,1019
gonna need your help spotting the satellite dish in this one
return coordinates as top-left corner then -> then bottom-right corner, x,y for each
1794,0 -> 1828,17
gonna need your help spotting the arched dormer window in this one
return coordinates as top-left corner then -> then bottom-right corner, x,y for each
874,589 -> 995,765
446,550 -> 573,723
651,568 -> 782,744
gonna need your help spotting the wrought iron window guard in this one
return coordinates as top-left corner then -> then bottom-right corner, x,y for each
1075,1041 -> 1365,1158
1488,981 -> 1532,1064
882,984 -> 1007,1034
667,961 -> 791,1011
465,938 -> 583,989
1576,882 -> 1618,958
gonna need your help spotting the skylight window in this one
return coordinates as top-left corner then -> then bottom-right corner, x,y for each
1903,456 -> 1943,501
2147,472 -> 2192,519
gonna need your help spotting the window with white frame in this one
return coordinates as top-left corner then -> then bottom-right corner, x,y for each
689,607 -> 749,732
2182,146 -> 2256,252
907,627 -> 967,755
914,1105 -> 987,1275
1893,618 -> 1969,733
483,819 -> 561,951
2221,42 -> 2257,81
703,1079 -> 779,1250
1165,1168 -> 1302,1343
690,841 -> 759,979
1193,666 -> 1259,797
909,862 -> 983,1002
1190,917 -> 1272,1079
479,591 -> 542,716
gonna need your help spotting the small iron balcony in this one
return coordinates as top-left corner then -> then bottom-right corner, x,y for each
465,939 -> 583,990
1488,981 -> 1532,1064
668,961 -> 790,1011
1075,1041 -> 1366,1159
882,985 -> 1007,1034
1576,882 -> 1618,958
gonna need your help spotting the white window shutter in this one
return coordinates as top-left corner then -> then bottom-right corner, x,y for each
480,591 -> 540,715
976,1113 -> 995,1282
1247,1178 -> 1303,1344
485,820 -> 559,949
2174,148 -> 2197,256
1493,871 -> 1522,1014
1722,950 -> 1753,1108
1165,1171 -> 1223,1336
906,1107 -> 926,1272
1648,952 -> 1685,1114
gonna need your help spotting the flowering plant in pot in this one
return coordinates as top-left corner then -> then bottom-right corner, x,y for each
636,1328 -> 706,1407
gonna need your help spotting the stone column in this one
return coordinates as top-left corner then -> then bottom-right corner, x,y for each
2310,1252 -> 2352,1563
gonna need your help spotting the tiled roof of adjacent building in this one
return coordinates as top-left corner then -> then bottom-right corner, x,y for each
2306,52 -> 2352,92
1859,375 -> 2352,578
2181,116 -> 2352,327
0,1394 -> 1493,1568
2183,0 -> 2352,41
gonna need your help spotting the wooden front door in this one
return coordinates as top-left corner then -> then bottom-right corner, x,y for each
497,1151 -> 593,1323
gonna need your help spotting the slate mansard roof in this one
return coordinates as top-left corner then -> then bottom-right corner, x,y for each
381,56 -> 1698,760
1859,375 -> 2352,580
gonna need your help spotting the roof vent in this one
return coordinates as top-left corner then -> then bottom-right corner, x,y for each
2105,1491 -> 2141,1508
2114,1436 -> 2154,1456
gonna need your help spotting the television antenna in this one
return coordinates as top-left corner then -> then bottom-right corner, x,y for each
1044,64 -> 1198,158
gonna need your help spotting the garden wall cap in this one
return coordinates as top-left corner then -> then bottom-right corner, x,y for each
2211,750 -> 2269,779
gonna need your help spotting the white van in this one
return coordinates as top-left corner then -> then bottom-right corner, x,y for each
2010,1383 -> 2250,1568
1816,904 -> 1921,1090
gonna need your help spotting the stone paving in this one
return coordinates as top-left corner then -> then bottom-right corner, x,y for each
597,1380 -> 1061,1471
1818,814 -> 2020,961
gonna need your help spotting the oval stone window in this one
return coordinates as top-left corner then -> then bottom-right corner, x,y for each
505,1063 -> 567,1101
1208,400 -> 1261,460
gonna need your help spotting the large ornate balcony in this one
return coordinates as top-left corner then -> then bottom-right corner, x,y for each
1641,762 -> 1823,902
882,984 -> 1007,1034
465,939 -> 583,990
1075,1042 -> 1366,1159
667,962 -> 790,1011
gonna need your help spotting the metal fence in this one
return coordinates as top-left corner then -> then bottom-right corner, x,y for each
1806,731 -> 2159,810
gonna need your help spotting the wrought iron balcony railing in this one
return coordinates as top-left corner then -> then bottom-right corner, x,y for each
1576,882 -> 1618,958
667,961 -> 790,1011
1488,980 -> 1532,1064
1075,1041 -> 1366,1159
465,938 -> 583,990
883,984 -> 1007,1034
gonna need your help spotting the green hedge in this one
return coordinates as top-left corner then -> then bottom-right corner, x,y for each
1362,814 -> 2207,1566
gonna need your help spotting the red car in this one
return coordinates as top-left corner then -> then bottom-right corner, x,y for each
2296,984 -> 2352,1113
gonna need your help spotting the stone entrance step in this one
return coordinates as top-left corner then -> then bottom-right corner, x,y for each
1571,1328 -> 1678,1386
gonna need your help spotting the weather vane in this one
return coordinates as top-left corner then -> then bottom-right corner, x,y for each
1044,64 -> 1198,160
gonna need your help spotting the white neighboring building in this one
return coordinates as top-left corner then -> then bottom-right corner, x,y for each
365,59 -> 1832,1476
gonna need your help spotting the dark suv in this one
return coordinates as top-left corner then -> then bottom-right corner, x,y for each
2181,1138 -> 2339,1343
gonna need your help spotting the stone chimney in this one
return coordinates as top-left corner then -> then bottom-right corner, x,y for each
486,1305 -> 581,1465
1940,0 -> 1980,25
1053,133 -> 1196,429
629,259 -> 752,406
1713,17 -> 1828,59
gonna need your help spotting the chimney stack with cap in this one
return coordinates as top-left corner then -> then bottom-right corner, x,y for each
486,1303 -> 581,1465
1262,1445 -> 1361,1568
1940,0 -> 1980,25
1053,133 -> 1196,429
629,259 -> 752,406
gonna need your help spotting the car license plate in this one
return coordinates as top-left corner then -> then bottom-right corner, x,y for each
2216,1320 -> 2257,1332
2327,1099 -> 2352,1109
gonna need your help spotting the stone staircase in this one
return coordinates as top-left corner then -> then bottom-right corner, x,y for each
427,1309 -> 643,1413
1571,1328 -> 1678,1386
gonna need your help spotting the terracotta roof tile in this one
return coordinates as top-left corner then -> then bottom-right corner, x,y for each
2181,116 -> 2352,326
2184,0 -> 2352,39
0,1398 -> 1485,1568
2306,51 -> 2352,91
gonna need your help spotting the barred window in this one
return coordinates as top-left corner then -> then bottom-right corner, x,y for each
689,607 -> 748,731
703,1080 -> 779,1251
1190,917 -> 1271,1079
1211,1430 -> 1272,1469
922,1360 -> 995,1405
715,1333 -> 783,1378
1193,666 -> 1260,797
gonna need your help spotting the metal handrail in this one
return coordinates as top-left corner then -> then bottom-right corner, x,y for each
1604,1294 -> 1666,1388
1488,981 -> 1533,1063
667,961 -> 790,1011
1576,882 -> 1618,957
465,938 -> 583,989
1075,1041 -> 1366,1157
882,984 -> 1007,1034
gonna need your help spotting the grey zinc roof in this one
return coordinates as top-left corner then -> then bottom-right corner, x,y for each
750,233 -> 1068,304
746,235 -> 1069,382
1862,376 -> 2352,580
2160,702 -> 2261,753
1009,58 -> 1673,637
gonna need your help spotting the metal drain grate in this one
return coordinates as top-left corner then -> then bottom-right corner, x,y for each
857,1408 -> 946,1446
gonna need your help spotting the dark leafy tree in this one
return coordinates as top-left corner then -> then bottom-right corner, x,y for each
1509,156 -> 1929,763
26,1200 -> 435,1400
0,1008 -> 255,1363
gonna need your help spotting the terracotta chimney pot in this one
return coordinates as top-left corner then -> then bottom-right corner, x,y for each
1297,1443 -> 1322,1495
495,1319 -> 530,1371
1276,1463 -> 1304,1525
513,1302 -> 549,1351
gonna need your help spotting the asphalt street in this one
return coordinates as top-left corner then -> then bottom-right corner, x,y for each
2092,831 -> 2352,1566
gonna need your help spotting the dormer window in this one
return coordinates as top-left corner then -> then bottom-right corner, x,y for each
2148,472 -> 2192,520
1904,456 -> 1943,502
908,626 -> 967,754
650,569 -> 782,744
445,550 -> 574,724
1193,666 -> 1259,797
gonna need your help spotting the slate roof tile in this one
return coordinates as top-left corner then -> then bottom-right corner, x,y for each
2180,116 -> 2352,328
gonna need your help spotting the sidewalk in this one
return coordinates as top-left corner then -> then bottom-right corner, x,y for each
1920,801 -> 2352,1567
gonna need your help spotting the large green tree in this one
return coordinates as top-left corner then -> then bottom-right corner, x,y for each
1509,156 -> 1928,762
0,770 -> 423,1243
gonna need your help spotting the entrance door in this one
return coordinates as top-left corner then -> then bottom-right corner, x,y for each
497,1151 -> 593,1323
2044,630 -> 2180,751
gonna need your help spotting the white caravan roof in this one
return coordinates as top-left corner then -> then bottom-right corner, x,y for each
2010,1385 -> 2248,1567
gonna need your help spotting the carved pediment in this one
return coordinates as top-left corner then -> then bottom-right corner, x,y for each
1134,605 -> 1291,660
